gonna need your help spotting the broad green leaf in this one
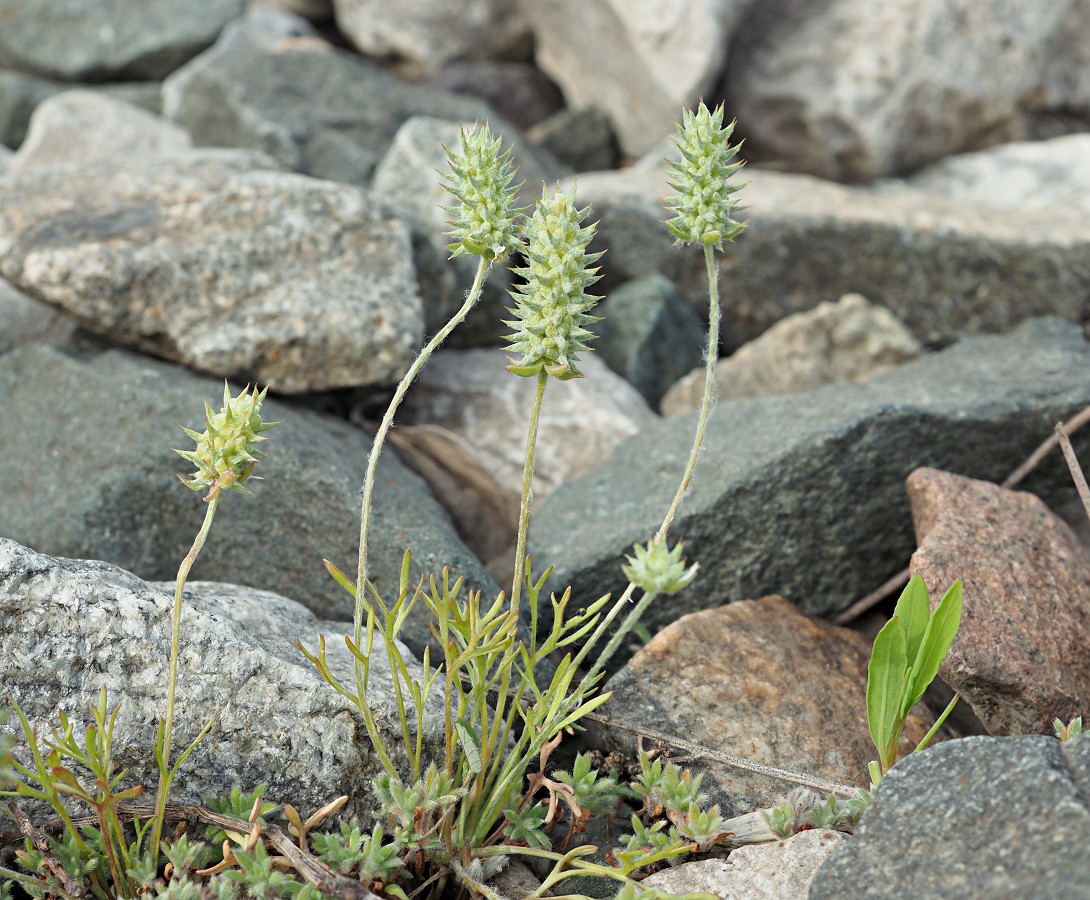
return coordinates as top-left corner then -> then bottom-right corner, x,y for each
905,580 -> 963,713
892,575 -> 931,670
866,616 -> 908,757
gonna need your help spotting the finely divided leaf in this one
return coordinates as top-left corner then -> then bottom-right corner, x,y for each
866,616 -> 908,757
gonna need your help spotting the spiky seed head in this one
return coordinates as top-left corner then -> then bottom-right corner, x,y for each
442,122 -> 523,264
622,539 -> 698,596
665,102 -> 746,249
504,184 -> 602,380
175,383 -> 279,502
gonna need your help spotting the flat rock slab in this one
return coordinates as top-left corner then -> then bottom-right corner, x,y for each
0,539 -> 438,824
592,597 -> 928,817
810,735 -> 1090,898
0,0 -> 245,81
0,149 -> 422,392
530,319 -> 1090,630
0,344 -> 496,655
908,467 -> 1090,735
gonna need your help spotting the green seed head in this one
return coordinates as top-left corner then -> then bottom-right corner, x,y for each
505,184 -> 602,380
665,102 -> 746,249
442,123 -> 523,264
176,383 -> 279,502
623,539 -> 698,595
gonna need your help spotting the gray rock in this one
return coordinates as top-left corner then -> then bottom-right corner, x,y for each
0,345 -> 497,654
521,0 -> 753,157
0,538 -> 440,825
0,149 -> 423,393
251,0 -> 333,20
642,831 -> 850,899
370,116 -> 552,345
907,468 -> 1090,735
660,293 -> 921,414
0,278 -> 77,354
810,735 -> 1090,898
571,163 -> 1090,352
0,0 -> 245,81
163,27 -> 514,187
726,0 -> 1090,181
591,274 -> 705,408
10,91 -> 191,172
332,0 -> 531,74
0,143 -> 10,173
529,319 -> 1090,630
430,61 -> 564,132
526,106 -> 619,174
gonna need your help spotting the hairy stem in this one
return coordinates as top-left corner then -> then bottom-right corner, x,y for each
509,369 -> 549,615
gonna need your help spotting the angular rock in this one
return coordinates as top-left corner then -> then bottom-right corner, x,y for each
0,538 -> 440,825
907,468 -> 1090,735
591,274 -> 706,408
726,0 -> 1090,181
0,278 -> 77,354
810,735 -> 1090,898
529,319 -> 1090,629
10,91 -> 191,172
593,597 -> 925,817
0,0 -> 245,81
660,294 -> 921,414
163,23 -> 514,187
641,830 -> 850,899
0,345 -> 497,654
0,143 -> 10,173
526,106 -> 618,174
251,0 -> 333,19
521,0 -> 752,157
571,162 -> 1090,351
400,349 -> 658,504
0,150 -> 423,392
332,0 -> 531,74
370,116 -> 551,345
430,61 -> 564,132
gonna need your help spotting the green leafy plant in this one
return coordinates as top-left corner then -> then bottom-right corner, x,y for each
761,787 -> 870,839
866,575 -> 963,787
1054,716 -> 1084,740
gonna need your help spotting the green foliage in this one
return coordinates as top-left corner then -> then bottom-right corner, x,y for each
866,575 -> 963,786
761,787 -> 871,839
204,785 -> 276,845
1055,716 -> 1085,740
622,541 -> 699,596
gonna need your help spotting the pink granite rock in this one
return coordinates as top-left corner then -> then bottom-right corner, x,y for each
907,467 -> 1090,735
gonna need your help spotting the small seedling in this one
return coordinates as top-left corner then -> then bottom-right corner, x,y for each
866,575 -> 963,787
1054,716 -> 1084,740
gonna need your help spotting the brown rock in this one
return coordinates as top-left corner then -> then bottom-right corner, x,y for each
594,597 -> 931,816
907,467 -> 1090,735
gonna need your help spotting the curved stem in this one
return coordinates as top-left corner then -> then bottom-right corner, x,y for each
509,370 -> 549,616
151,494 -> 219,863
354,257 -> 489,647
655,244 -> 719,542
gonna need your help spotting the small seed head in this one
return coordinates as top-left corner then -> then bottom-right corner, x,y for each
623,539 -> 698,596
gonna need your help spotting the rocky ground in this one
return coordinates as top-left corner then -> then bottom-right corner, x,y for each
4,1 -> 1090,897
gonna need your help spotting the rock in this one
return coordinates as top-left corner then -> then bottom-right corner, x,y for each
660,294 -> 921,414
333,0 -> 531,74
570,160 -> 1090,352
10,91 -> 191,172
430,61 -> 564,132
593,597 -> 926,817
529,319 -> 1090,631
725,0 -> 1090,181
0,538 -> 440,825
163,14 -> 515,186
810,735 -> 1090,898
251,0 -> 333,20
0,149 -> 423,393
0,144 -> 10,172
0,345 -> 497,654
641,830 -> 850,899
400,349 -> 658,506
591,274 -> 706,408
0,0 -> 245,81
369,116 -> 552,345
526,106 -> 619,174
0,278 -> 77,354
521,0 -> 753,157
906,468 -> 1090,735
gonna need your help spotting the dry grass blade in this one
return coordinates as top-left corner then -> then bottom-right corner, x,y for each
6,801 -> 86,898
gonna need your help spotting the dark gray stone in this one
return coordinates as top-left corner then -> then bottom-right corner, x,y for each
0,0 -> 245,81
0,344 -> 497,655
528,319 -> 1090,632
163,39 -> 523,187
810,735 -> 1090,898
527,106 -> 619,173
430,61 -> 564,131
591,274 -> 705,407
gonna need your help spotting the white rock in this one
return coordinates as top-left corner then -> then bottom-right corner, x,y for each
10,90 -> 191,172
